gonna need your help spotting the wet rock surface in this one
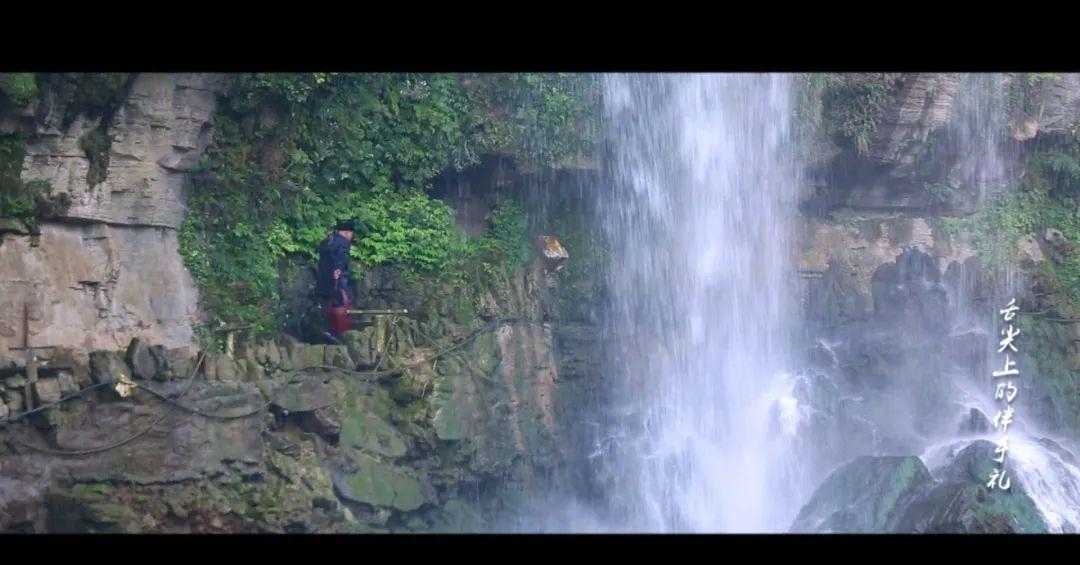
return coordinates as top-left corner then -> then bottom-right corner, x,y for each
0,253 -> 602,533
790,455 -> 932,532
895,441 -> 1049,533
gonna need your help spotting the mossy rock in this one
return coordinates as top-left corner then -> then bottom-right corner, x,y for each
428,498 -> 485,533
340,410 -> 409,459
467,331 -> 499,375
300,345 -> 326,370
896,440 -> 1049,533
333,453 -> 428,512
431,370 -> 474,442
272,378 -> 334,413
45,484 -> 142,533
896,480 -> 1048,533
791,455 -> 932,532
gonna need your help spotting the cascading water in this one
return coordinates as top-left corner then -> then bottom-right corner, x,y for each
547,72 -> 1080,534
595,74 -> 803,532
935,74 -> 1080,533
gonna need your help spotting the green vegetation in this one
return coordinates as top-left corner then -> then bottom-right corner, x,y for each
35,73 -> 133,129
940,135 -> 1080,309
462,73 -> 599,168
1005,73 -> 1062,120
1,74 -> 134,225
0,73 -> 38,108
0,133 -> 55,228
1016,313 -> 1080,433
78,126 -> 111,188
796,73 -> 902,156
940,132 -> 1080,432
0,134 -> 31,216
179,73 -> 597,336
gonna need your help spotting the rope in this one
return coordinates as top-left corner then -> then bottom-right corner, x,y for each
1,317 -> 547,457
134,384 -> 272,421
279,316 -> 539,382
0,382 -> 114,425
6,351 -> 207,457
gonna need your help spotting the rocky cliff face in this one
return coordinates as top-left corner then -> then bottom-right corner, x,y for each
0,74 -> 227,356
0,75 -> 605,532
0,248 -> 603,533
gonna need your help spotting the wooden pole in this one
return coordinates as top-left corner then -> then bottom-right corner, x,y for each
23,303 -> 35,411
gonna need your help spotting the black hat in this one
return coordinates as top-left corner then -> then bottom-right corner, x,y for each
334,219 -> 362,233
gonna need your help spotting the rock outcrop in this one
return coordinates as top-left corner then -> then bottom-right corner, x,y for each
0,74 -> 228,355
0,246 -> 601,533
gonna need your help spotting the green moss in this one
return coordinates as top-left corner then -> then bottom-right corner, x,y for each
942,140 -> 1080,309
0,73 -> 38,107
792,455 -> 932,532
918,482 -> 1048,533
343,453 -> 427,512
78,126 -> 111,187
1017,313 -> 1080,432
340,409 -> 409,459
938,133 -> 1080,433
0,134 -> 60,227
0,134 -> 31,218
70,482 -> 113,501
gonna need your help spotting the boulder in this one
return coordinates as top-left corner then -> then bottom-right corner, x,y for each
341,328 -> 378,368
896,440 -> 1048,533
280,335 -> 305,370
4,389 -> 24,413
324,345 -> 354,370
89,351 -> 126,385
32,378 -> 62,405
242,360 -> 265,382
299,345 -> 326,370
265,342 -> 282,368
1017,234 -> 1046,267
1037,436 -> 1078,466
0,353 -> 20,377
271,379 -> 336,414
125,338 -> 159,380
213,354 -> 238,382
790,455 -> 933,533
56,372 -> 78,396
340,408 -> 409,459
164,347 -> 195,380
959,407 -> 992,436
332,454 -> 429,512
1044,228 -> 1074,262
148,345 -> 170,381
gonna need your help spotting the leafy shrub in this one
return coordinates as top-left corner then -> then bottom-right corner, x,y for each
819,73 -> 902,155
180,73 -> 595,336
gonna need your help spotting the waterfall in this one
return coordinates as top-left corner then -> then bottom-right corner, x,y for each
541,72 -> 1080,534
595,74 -> 802,532
940,74 -> 1080,532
